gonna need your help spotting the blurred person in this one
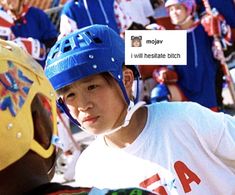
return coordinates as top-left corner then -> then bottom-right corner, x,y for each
0,0 -> 58,68
60,0 -> 126,36
59,0 -> 151,39
0,38 -> 86,194
196,0 -> 235,38
138,0 -> 234,111
164,0 -> 221,111
196,0 -> 235,109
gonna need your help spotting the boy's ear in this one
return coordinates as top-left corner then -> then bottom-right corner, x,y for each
122,68 -> 134,92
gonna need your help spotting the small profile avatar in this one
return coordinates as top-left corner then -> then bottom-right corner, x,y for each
131,36 -> 142,47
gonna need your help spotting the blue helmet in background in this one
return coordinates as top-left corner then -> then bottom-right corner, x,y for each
45,24 -> 139,106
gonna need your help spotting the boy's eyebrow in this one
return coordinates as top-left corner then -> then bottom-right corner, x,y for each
79,76 -> 94,83
57,76 -> 96,94
57,85 -> 72,95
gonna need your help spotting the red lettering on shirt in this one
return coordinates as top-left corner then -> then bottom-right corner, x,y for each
139,174 -> 168,195
174,161 -> 201,193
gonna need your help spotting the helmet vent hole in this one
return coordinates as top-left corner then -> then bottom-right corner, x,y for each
63,45 -> 72,52
93,37 -> 102,43
84,31 -> 102,44
85,31 -> 91,36
63,40 -> 72,52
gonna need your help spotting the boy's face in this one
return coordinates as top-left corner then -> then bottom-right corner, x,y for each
59,74 -> 127,134
168,4 -> 188,25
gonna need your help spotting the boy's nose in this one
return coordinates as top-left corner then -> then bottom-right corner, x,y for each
77,95 -> 93,112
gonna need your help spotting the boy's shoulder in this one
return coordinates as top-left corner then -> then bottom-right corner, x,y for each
147,101 -> 204,120
147,101 -> 194,111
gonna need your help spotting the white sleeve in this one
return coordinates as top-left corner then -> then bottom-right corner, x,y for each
214,114 -> 235,161
142,0 -> 155,18
113,0 -> 133,35
186,103 -> 235,162
59,14 -> 78,36
0,9 -> 15,40
13,37 -> 46,60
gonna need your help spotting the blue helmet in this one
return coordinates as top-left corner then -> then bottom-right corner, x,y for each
45,25 -> 139,106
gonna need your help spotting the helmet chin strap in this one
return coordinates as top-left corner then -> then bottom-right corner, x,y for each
77,101 -> 145,136
97,100 -> 146,136
58,89 -> 145,137
79,77 -> 144,136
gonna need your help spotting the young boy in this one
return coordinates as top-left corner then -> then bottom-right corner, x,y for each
45,24 -> 235,194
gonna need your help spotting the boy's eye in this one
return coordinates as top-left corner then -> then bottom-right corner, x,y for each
65,92 -> 75,100
88,85 -> 98,90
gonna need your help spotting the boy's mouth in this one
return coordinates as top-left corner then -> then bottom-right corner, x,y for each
82,116 -> 99,124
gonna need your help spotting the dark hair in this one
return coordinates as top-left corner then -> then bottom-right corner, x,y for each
56,72 -> 115,95
101,72 -> 115,85
56,65 -> 136,102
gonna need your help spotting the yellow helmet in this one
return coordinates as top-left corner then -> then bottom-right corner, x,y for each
0,39 -> 57,171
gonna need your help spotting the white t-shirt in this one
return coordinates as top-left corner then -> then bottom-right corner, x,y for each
75,102 -> 235,194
